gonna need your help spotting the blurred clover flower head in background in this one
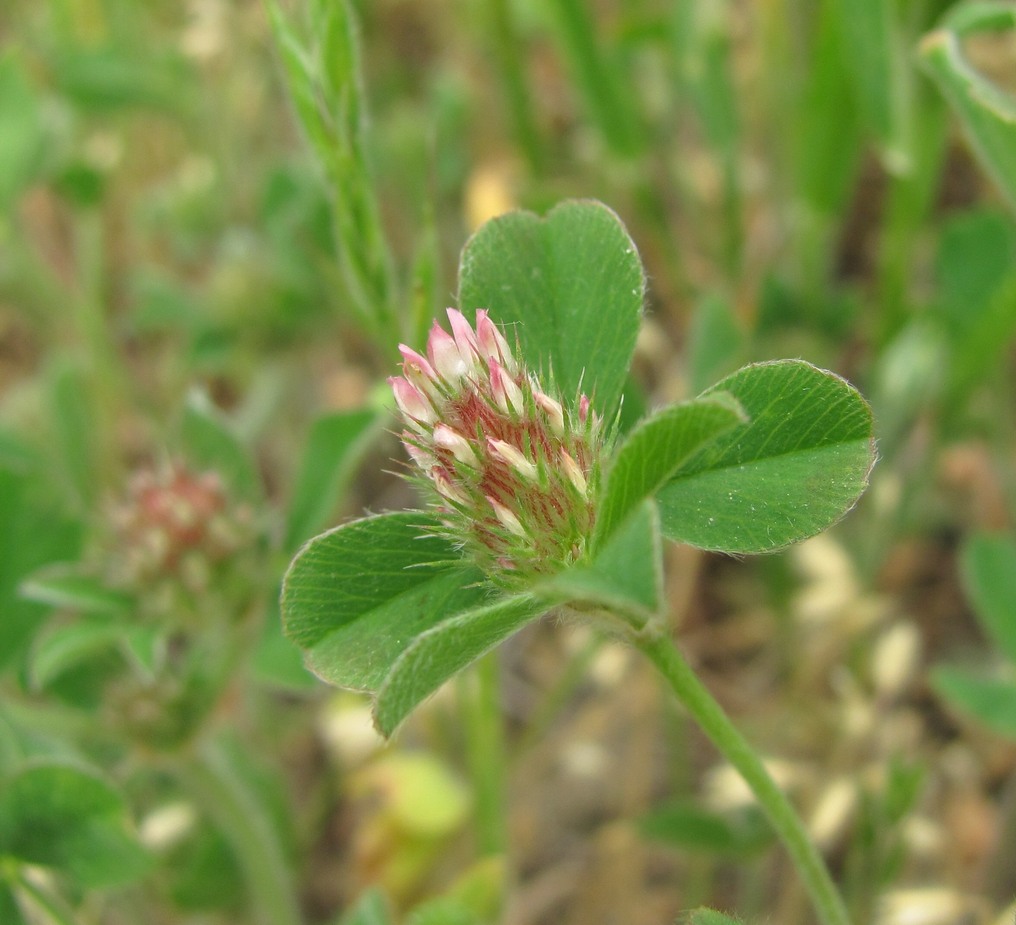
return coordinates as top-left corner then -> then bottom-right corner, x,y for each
389,309 -> 609,583
106,462 -> 258,622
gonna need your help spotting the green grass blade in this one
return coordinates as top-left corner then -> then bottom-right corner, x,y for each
545,0 -> 644,155
919,6 -> 1016,215
834,0 -> 912,172
267,0 -> 398,344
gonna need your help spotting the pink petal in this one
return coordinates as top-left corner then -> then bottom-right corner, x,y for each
389,376 -> 435,426
427,320 -> 469,384
488,359 -> 524,414
447,308 -> 480,360
398,345 -> 438,396
475,310 -> 513,367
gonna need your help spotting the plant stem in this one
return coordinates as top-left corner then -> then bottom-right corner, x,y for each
462,651 -> 508,857
173,738 -> 303,925
634,624 -> 852,925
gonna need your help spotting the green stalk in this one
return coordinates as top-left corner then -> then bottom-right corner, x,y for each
634,624 -> 852,925
874,89 -> 948,348
174,739 -> 303,925
462,652 -> 508,857
546,0 -> 643,156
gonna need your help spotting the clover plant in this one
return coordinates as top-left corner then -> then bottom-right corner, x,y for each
281,199 -> 875,925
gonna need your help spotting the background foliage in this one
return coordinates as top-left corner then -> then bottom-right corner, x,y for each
2,0 -> 1016,923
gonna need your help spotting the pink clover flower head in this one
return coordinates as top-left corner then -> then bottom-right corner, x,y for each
390,308 -> 608,583
104,461 -> 259,625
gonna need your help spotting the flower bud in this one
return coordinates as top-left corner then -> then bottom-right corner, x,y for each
427,321 -> 469,384
433,467 -> 468,506
534,391 -> 565,436
488,359 -> 524,414
434,424 -> 479,467
389,377 -> 435,427
488,496 -> 527,538
447,307 -> 480,361
404,438 -> 437,471
476,310 -> 513,367
560,450 -> 588,494
398,345 -> 439,397
488,438 -> 539,482
389,309 -> 610,583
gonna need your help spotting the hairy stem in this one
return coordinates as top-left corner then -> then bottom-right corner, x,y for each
462,651 -> 508,858
634,624 -> 852,925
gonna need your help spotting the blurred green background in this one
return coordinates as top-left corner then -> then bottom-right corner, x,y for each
3,1 -> 1016,923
